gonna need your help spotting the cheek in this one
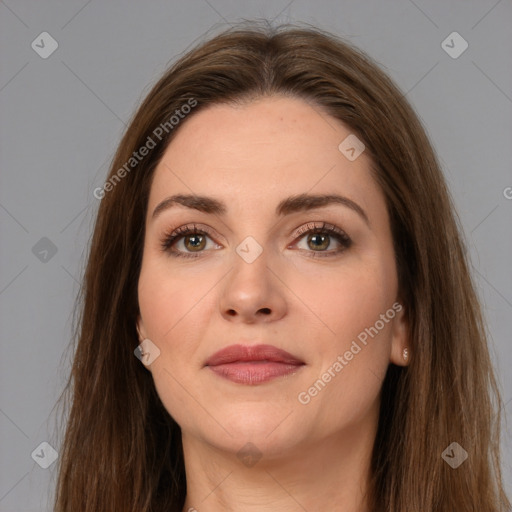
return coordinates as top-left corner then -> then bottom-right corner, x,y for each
137,256 -> 216,341
288,253 -> 397,412
137,261 -> 212,427
296,279 -> 396,434
137,259 -> 206,398
285,254 -> 397,345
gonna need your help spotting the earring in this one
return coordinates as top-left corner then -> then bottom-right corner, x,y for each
403,348 -> 409,361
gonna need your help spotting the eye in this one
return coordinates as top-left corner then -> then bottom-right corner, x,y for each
291,222 -> 352,258
160,221 -> 352,259
160,224 -> 220,259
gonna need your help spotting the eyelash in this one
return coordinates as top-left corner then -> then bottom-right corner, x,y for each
160,222 -> 352,259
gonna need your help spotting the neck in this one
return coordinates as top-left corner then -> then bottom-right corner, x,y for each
181,421 -> 375,512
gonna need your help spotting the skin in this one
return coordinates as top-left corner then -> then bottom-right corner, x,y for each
137,95 -> 410,512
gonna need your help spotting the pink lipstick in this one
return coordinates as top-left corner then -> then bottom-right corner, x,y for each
205,344 -> 305,385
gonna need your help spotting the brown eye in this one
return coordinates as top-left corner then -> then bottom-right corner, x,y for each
161,222 -> 351,260
306,233 -> 330,251
183,233 -> 206,252
160,224 -> 221,259
293,222 -> 352,257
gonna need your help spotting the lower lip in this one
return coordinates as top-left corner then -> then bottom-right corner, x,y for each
207,361 -> 304,385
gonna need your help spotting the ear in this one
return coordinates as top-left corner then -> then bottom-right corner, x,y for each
389,301 -> 410,367
136,315 -> 148,343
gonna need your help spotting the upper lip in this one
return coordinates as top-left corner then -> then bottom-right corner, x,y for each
205,344 -> 304,366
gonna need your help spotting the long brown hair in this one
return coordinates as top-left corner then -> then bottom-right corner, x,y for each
53,21 -> 510,511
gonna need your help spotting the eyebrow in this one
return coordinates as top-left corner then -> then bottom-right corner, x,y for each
151,193 -> 370,227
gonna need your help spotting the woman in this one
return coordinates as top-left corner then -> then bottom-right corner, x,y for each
53,22 -> 510,511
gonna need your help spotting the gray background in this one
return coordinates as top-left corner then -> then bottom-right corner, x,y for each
1,0 -> 511,510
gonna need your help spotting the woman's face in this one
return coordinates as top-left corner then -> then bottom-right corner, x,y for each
137,95 -> 409,460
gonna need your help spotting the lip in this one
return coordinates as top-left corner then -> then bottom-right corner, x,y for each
205,344 -> 305,385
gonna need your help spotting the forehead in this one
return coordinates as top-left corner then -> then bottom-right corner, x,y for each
147,95 -> 382,217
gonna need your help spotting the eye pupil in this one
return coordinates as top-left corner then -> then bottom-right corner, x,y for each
308,233 -> 329,251
185,234 -> 206,251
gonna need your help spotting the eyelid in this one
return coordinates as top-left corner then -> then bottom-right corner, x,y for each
290,221 -> 350,241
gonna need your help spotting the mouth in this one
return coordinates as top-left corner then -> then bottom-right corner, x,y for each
205,343 -> 305,385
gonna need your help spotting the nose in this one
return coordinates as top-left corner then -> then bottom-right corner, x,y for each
219,249 -> 287,324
